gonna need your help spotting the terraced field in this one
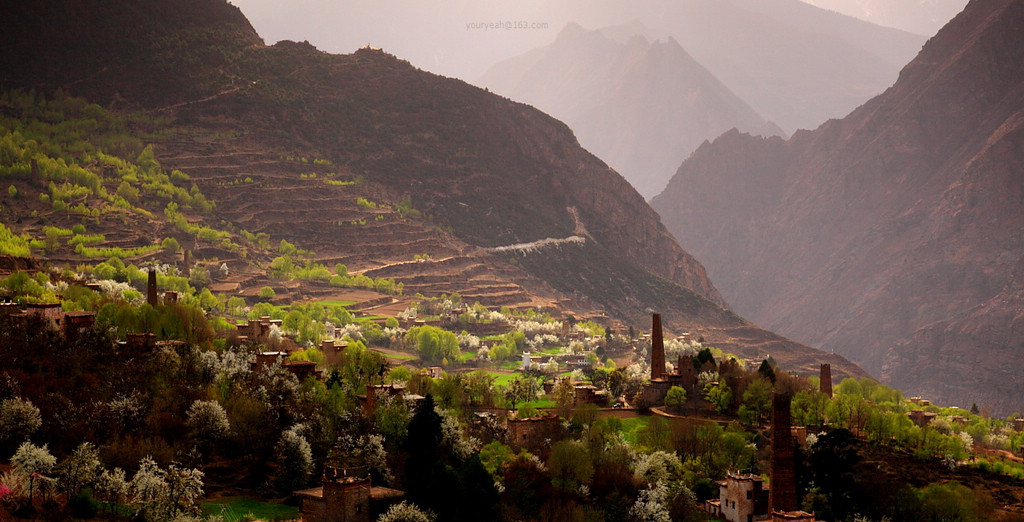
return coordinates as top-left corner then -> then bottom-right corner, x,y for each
155,130 -> 570,313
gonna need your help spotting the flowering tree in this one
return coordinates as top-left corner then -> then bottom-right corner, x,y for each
275,425 -> 313,493
130,456 -> 204,521
377,501 -> 435,522
0,398 -> 41,444
185,400 -> 232,455
11,441 -> 56,506
56,442 -> 101,499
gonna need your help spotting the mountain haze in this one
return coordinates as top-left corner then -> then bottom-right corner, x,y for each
0,0 -> 866,378
479,23 -> 781,198
652,0 -> 1024,413
799,0 -> 969,36
476,0 -> 927,136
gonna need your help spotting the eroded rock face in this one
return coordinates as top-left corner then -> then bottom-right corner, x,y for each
653,0 -> 1024,413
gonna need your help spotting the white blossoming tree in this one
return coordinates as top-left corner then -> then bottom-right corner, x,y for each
11,441 -> 56,506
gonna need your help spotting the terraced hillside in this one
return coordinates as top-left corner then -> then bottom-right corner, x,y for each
0,0 -> 870,380
154,128 -> 569,313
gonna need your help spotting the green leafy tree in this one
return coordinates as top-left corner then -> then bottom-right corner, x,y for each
703,380 -> 732,414
918,481 -> 995,521
517,402 -> 539,419
479,441 -> 514,478
406,325 -> 460,364
456,454 -> 500,520
465,371 -> 496,407
665,386 -> 687,414
160,237 -> 180,252
638,417 -> 674,453
757,359 -> 776,382
806,429 -> 860,521
792,389 -> 829,427
404,395 -> 459,518
504,374 -> 540,409
375,395 -> 411,442
226,296 -> 246,316
739,377 -> 773,426
552,378 -> 577,418
547,439 -> 593,494
258,286 -> 276,301
431,373 -> 465,410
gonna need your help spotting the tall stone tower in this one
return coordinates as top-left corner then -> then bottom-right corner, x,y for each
650,313 -> 666,379
820,363 -> 833,398
770,392 -> 798,512
298,466 -> 372,522
321,473 -> 371,522
147,269 -> 158,307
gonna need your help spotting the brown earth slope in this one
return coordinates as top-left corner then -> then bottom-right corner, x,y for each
0,0 -> 867,379
652,0 -> 1024,413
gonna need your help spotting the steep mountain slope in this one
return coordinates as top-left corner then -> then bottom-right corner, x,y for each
477,0 -> 924,134
659,0 -> 925,133
0,0 -> 868,378
479,23 -> 781,198
652,0 -> 1024,413
234,0 -> 924,135
799,0 -> 969,36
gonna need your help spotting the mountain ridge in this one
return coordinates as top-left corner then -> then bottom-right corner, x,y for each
652,0 -> 1024,413
479,23 -> 781,198
0,0 -> 869,379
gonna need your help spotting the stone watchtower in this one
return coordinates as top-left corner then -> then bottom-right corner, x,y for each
147,269 -> 158,307
650,313 -> 666,379
819,363 -> 833,397
297,466 -> 372,522
770,393 -> 798,513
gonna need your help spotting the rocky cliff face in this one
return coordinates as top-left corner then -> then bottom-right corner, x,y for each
652,0 -> 1024,413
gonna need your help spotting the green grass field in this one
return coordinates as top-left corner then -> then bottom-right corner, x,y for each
270,299 -> 357,312
536,346 -> 565,356
373,350 -> 417,361
312,299 -> 357,307
487,371 -> 519,387
618,416 -> 653,444
522,399 -> 556,409
200,496 -> 298,522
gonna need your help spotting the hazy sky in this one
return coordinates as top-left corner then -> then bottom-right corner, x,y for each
228,0 -> 966,82
229,0 -> 574,80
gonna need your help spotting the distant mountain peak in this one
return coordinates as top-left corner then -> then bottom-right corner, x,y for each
478,22 -> 776,198
652,0 -> 1024,414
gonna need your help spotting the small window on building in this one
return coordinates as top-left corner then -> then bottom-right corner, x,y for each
747,490 -> 752,499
